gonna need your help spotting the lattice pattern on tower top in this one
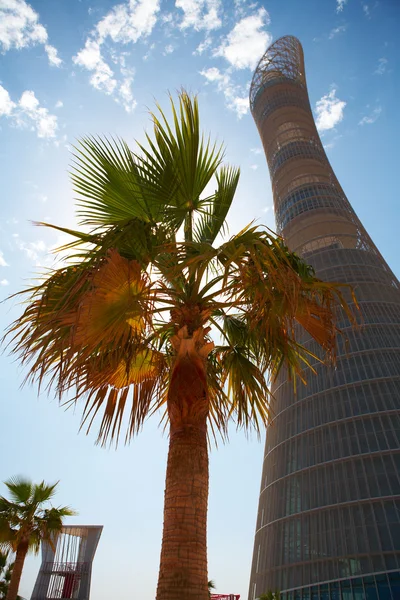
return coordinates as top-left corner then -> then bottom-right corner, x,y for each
249,35 -> 306,110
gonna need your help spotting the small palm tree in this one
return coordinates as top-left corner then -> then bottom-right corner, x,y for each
259,591 -> 281,600
208,579 -> 216,598
5,92 -> 355,599
0,550 -> 12,600
0,551 -> 23,600
0,478 -> 75,600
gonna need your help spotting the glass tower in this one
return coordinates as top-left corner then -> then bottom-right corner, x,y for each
248,36 -> 400,600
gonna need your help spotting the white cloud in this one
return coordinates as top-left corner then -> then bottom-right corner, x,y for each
73,39 -> 117,94
0,250 -> 9,267
176,0 -> 222,31
363,3 -> 370,18
214,7 -> 272,70
315,88 -> 346,132
251,147 -> 262,155
200,67 -> 249,118
336,0 -> 347,12
0,279 -> 9,286
359,106 -> 382,126
0,0 -> 61,67
55,100 -> 63,108
250,164 -> 258,170
329,24 -> 347,39
96,0 -> 160,43
0,85 -> 58,138
73,0 -> 160,111
19,90 -> 58,137
0,85 -> 16,116
45,44 -> 62,67
163,44 -> 174,54
375,57 -> 388,75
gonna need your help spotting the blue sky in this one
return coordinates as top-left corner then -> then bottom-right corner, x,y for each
0,0 -> 399,598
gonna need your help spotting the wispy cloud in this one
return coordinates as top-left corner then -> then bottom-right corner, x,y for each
336,0 -> 347,12
250,164 -> 258,170
362,3 -> 370,18
0,251 -> 9,267
176,0 -> 222,31
0,85 -> 58,138
193,36 -> 212,55
163,44 -> 175,55
329,24 -> 347,39
214,7 -> 272,70
200,67 -> 249,117
0,279 -> 9,286
73,0 -> 160,112
0,0 -> 62,67
315,88 -> 346,132
250,147 -> 262,155
359,106 -> 382,126
374,57 -> 388,75
44,44 -> 62,67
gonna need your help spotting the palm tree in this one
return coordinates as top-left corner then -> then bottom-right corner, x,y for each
258,591 -> 281,600
0,550 -> 12,600
208,579 -> 216,598
5,92 -> 356,600
0,478 -> 75,600
0,551 -> 24,600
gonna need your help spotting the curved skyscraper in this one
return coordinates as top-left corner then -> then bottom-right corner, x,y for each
248,36 -> 400,600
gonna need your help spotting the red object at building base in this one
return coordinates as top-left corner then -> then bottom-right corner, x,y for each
210,595 -> 240,599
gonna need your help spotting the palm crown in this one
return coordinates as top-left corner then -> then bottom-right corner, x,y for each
5,92 -> 356,599
7,91 -> 354,445
0,478 -> 74,555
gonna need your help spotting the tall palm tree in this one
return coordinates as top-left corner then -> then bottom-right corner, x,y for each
0,478 -> 75,600
5,92 -> 356,600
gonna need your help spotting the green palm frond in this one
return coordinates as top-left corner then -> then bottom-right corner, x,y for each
72,136 -> 156,226
4,479 -> 33,505
194,165 -> 240,244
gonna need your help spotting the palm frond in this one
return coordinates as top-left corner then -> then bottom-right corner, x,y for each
3,479 -> 32,505
72,136 -> 155,226
31,482 -> 58,505
193,165 -> 240,244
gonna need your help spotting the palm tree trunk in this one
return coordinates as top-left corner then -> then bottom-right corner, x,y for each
156,326 -> 212,600
156,420 -> 209,600
6,542 -> 28,600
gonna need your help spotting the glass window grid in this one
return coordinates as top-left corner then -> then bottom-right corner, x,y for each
269,141 -> 327,178
273,571 -> 400,600
253,89 -> 311,123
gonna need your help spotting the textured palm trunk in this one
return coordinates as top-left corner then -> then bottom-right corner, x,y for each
156,326 -> 213,600
6,542 -> 28,600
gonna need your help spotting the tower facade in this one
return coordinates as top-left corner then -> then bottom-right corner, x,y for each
248,36 -> 400,600
31,525 -> 102,600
